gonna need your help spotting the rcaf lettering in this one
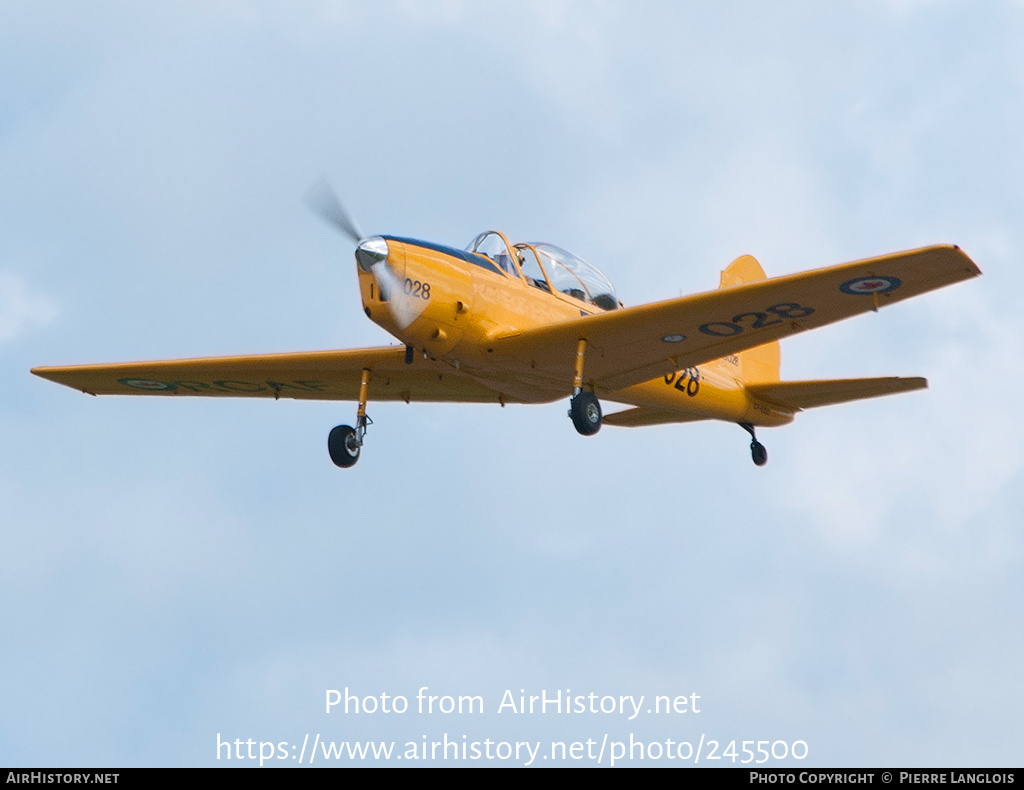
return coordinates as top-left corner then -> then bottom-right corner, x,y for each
170,380 -> 215,392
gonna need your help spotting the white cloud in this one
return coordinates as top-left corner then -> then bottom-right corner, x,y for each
0,271 -> 57,343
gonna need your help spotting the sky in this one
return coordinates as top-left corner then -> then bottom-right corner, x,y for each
1,0 -> 1022,768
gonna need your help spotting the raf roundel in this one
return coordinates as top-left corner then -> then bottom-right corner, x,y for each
839,276 -> 902,295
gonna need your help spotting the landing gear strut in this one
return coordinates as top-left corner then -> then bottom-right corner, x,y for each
567,338 -> 602,436
329,368 -> 372,468
739,422 -> 768,466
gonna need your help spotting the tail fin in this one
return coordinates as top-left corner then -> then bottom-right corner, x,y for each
719,255 -> 780,384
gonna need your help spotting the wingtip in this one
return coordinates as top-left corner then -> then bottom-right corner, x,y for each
947,244 -> 982,277
30,365 -> 66,381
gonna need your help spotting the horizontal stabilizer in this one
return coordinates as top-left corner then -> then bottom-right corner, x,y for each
747,376 -> 927,411
602,407 -> 708,428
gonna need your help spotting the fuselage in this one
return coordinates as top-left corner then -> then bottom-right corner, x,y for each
356,234 -> 794,428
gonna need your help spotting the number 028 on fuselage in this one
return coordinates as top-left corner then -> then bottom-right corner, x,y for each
32,217 -> 981,469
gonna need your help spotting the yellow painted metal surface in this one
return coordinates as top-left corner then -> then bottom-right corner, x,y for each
33,237 -> 981,435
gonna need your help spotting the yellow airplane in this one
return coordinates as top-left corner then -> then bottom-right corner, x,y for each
32,188 -> 981,468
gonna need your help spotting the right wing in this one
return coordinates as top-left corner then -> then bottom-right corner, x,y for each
491,245 -> 980,393
32,346 -> 509,403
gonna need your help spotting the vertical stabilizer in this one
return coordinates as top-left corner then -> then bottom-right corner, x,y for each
719,255 -> 780,384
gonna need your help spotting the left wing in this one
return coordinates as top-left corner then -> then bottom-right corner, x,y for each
32,346 -> 509,403
491,245 -> 979,392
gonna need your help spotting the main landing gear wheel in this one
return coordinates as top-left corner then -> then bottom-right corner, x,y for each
328,425 -> 360,468
739,422 -> 768,467
329,368 -> 372,469
569,391 -> 602,436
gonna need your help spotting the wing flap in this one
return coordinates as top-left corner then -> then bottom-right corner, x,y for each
32,347 -> 507,403
747,376 -> 927,411
492,245 -> 979,392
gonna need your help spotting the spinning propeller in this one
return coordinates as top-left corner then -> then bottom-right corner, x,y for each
305,180 -> 427,329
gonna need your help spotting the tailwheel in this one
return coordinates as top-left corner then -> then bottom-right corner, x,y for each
328,425 -> 360,468
739,422 -> 768,467
569,391 -> 602,436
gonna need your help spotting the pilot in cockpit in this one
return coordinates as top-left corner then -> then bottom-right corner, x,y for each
494,250 -> 518,277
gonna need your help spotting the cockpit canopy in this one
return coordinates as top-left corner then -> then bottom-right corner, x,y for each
466,231 -> 619,310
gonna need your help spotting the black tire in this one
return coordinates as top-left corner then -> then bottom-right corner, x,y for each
328,425 -> 360,468
570,392 -> 602,436
751,441 -> 768,467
